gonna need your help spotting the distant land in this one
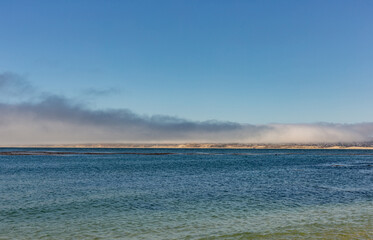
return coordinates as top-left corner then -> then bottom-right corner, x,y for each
2,142 -> 373,149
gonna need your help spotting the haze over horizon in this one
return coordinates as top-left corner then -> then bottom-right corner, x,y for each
1,0 -> 372,145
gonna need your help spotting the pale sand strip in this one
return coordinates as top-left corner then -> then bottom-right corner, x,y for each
1,143 -> 373,149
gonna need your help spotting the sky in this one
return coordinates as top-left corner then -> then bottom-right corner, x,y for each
0,0 -> 373,144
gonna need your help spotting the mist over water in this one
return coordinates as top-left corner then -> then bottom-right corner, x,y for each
1,148 -> 372,239
0,96 -> 372,144
1,72 -> 373,145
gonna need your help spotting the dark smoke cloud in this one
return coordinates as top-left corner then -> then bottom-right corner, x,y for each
0,72 -> 372,145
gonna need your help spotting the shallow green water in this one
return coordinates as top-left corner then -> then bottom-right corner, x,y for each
0,148 -> 372,239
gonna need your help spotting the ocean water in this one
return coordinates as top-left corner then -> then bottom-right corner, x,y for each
0,148 -> 372,239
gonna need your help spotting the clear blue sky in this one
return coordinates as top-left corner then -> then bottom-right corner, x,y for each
1,0 -> 372,124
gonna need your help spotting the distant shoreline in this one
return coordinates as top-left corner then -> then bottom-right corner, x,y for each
1,143 -> 373,150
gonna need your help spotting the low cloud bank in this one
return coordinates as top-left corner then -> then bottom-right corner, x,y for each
0,72 -> 372,145
1,96 -> 371,145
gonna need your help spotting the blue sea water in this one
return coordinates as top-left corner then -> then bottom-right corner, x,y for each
0,148 -> 372,239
